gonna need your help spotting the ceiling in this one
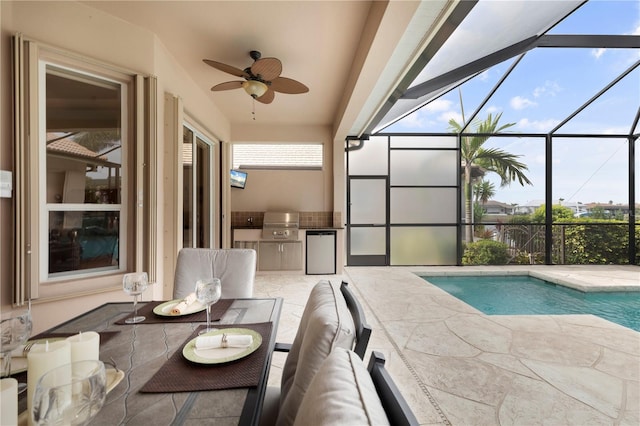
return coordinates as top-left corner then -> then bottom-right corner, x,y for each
80,1 -> 455,141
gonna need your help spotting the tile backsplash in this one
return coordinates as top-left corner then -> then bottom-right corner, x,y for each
231,211 -> 341,228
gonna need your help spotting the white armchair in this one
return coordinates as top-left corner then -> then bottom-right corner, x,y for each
173,248 -> 256,300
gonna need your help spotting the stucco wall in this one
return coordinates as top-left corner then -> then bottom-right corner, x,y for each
0,1 -> 338,333
230,123 -> 333,213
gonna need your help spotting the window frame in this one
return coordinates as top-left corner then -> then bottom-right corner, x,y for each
13,35 -> 152,303
39,61 -> 129,282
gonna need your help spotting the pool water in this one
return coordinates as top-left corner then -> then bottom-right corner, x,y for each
421,275 -> 640,332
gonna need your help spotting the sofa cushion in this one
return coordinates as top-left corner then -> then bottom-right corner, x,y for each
276,280 -> 356,426
293,348 -> 390,426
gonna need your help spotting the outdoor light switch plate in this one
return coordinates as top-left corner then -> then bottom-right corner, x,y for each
0,170 -> 12,198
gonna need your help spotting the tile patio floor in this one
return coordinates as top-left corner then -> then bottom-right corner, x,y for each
253,265 -> 640,426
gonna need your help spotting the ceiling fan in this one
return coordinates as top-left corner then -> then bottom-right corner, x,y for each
203,50 -> 309,104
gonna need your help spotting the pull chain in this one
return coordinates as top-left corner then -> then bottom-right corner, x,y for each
252,97 -> 257,120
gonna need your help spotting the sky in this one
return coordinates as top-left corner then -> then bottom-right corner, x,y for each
385,0 -> 639,207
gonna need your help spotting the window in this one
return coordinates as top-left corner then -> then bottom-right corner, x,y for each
232,143 -> 323,169
13,35 -> 151,302
44,66 -> 125,279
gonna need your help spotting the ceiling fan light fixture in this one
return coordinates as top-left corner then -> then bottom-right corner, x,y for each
242,80 -> 268,98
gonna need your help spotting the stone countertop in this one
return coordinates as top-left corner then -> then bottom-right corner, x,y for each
232,226 -> 344,230
301,227 -> 344,230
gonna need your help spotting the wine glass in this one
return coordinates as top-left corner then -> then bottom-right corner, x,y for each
195,278 -> 222,335
122,272 -> 148,324
31,359 -> 106,426
0,310 -> 32,392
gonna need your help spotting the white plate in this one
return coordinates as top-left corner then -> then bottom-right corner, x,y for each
106,367 -> 124,393
182,328 -> 262,364
153,299 -> 206,316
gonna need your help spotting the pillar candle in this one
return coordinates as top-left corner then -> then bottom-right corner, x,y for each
66,331 -> 100,363
1,378 -> 18,426
26,340 -> 71,426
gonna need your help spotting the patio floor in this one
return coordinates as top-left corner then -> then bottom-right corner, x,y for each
254,265 -> 640,426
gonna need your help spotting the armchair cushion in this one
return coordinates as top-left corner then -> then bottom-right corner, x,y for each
173,248 -> 256,299
276,280 -> 356,426
293,348 -> 389,426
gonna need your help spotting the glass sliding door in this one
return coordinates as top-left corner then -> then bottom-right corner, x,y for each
183,124 -> 215,249
183,127 -> 194,248
195,136 -> 211,248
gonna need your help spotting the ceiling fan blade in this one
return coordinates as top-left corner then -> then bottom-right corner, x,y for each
251,58 -> 282,81
203,59 -> 249,78
270,77 -> 309,94
211,81 -> 243,91
256,89 -> 275,104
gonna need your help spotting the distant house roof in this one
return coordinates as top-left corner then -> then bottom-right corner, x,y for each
47,138 -> 106,160
483,200 -> 514,209
585,203 -> 638,211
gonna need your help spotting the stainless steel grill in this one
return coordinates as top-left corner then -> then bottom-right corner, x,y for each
262,212 -> 299,240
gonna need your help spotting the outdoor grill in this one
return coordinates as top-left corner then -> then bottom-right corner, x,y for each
261,212 -> 299,240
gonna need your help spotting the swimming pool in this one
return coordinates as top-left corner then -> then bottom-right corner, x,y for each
421,275 -> 640,332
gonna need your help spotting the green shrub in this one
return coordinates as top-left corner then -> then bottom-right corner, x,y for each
531,204 -> 573,222
462,240 -> 510,265
553,220 -> 632,264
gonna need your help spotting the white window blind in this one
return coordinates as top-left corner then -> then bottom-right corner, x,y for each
232,143 -> 323,169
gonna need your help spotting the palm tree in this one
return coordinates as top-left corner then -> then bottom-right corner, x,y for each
473,179 -> 496,205
449,112 -> 532,242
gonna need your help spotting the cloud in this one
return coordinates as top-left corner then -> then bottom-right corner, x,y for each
510,96 -> 537,110
422,98 -> 453,113
533,81 -> 562,98
477,70 -> 490,81
516,118 -> 561,132
395,111 -> 429,129
440,110 -> 462,125
533,154 -> 546,165
591,48 -> 606,59
602,125 -> 633,135
394,99 -> 456,129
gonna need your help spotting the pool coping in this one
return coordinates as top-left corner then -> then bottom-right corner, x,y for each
417,266 -> 640,293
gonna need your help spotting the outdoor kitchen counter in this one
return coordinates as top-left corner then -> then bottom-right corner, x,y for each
232,227 -> 343,274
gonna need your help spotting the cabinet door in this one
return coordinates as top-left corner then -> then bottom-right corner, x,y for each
280,241 -> 303,270
258,242 -> 281,271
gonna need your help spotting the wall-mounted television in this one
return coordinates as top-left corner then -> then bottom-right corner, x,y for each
230,169 -> 248,189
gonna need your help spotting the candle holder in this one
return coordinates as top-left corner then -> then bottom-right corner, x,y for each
31,360 -> 106,425
0,310 -> 32,393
